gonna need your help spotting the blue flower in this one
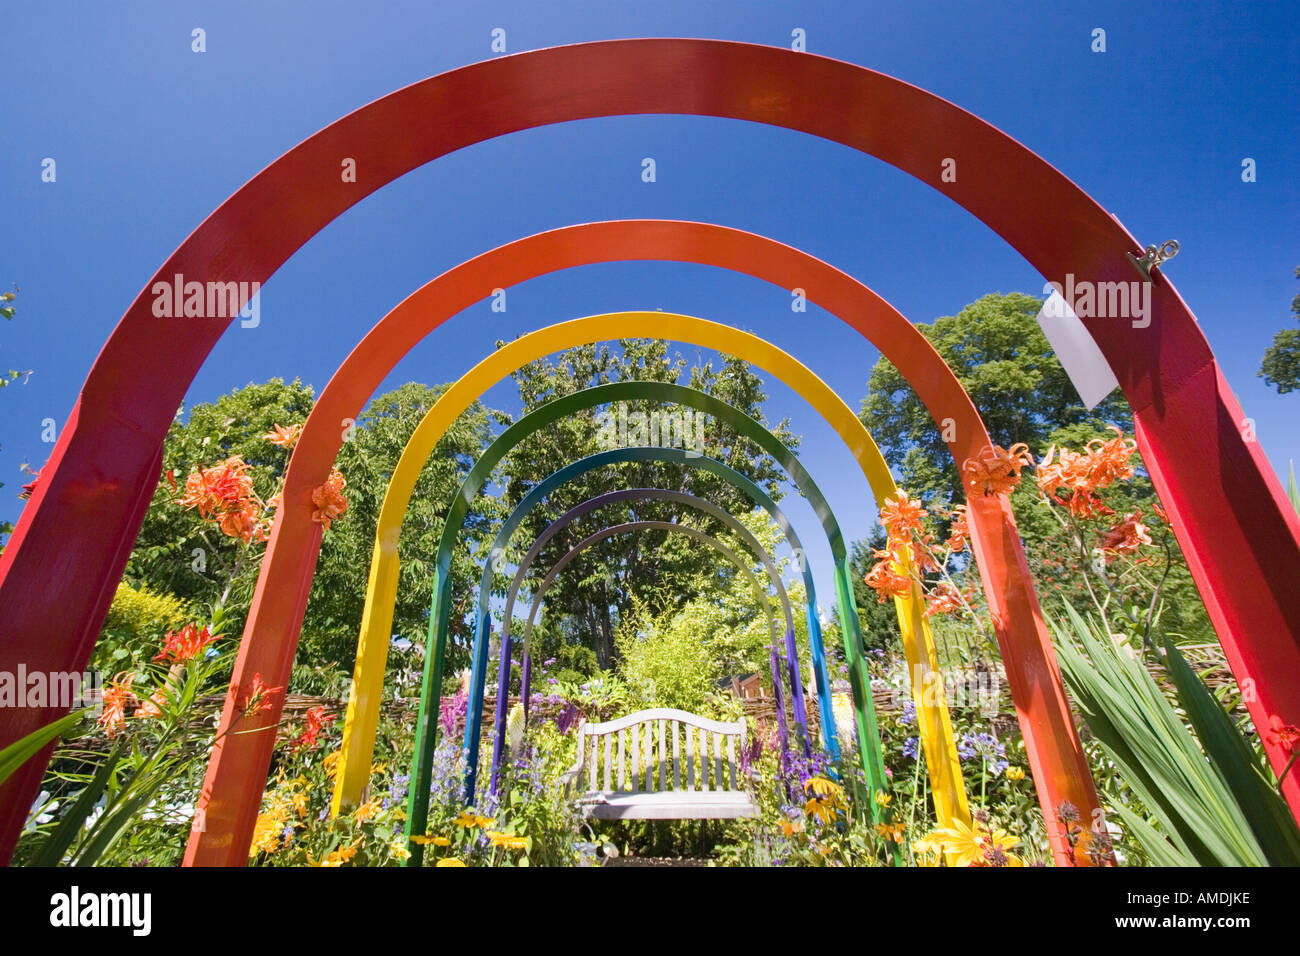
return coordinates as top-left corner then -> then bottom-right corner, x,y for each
958,731 -> 1006,763
900,700 -> 916,726
902,736 -> 919,760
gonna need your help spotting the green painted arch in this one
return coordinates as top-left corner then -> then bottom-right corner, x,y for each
436,380 -> 874,810
387,381 -> 907,855
466,453 -> 836,794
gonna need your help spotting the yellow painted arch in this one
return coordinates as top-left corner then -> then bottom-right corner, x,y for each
337,312 -> 969,832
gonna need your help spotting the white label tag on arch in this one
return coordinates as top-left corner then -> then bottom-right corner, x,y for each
1036,290 -> 1119,410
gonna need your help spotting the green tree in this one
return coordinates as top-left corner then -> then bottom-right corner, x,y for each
860,292 -> 1131,506
1259,266 -> 1300,394
120,378 -> 504,673
848,526 -> 903,655
857,292 -> 1212,643
301,381 -> 505,671
122,377 -> 317,628
497,339 -> 797,670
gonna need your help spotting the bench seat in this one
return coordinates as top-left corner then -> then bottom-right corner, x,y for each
575,789 -> 758,820
562,707 -> 756,821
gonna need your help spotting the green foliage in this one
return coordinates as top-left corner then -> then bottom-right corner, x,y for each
0,710 -> 84,787
302,381 -> 504,670
1052,604 -> 1300,866
17,630 -> 235,867
123,377 -> 317,635
611,509 -> 803,715
118,377 -> 502,674
849,527 -> 902,655
1259,265 -> 1300,393
96,582 -> 193,672
499,340 -> 796,670
616,600 -> 719,713
860,292 -> 1131,505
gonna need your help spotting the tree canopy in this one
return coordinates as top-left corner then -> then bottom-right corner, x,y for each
1259,266 -> 1300,394
859,292 -> 1132,506
495,339 -> 798,671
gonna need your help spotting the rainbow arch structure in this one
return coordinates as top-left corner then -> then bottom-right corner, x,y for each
488,519 -> 783,797
332,325 -> 973,855
497,488 -> 821,777
0,40 -> 1292,867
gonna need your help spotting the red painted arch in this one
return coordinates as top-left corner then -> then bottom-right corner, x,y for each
2,39 -> 1297,863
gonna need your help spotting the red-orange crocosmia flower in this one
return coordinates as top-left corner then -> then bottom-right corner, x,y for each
1100,510 -> 1153,560
880,490 -> 928,544
177,455 -> 268,543
945,504 -> 970,553
311,469 -> 348,530
135,687 -> 169,720
864,549 -> 912,603
1265,715 -> 1300,756
1084,427 -> 1137,488
264,423 -> 303,449
962,444 -> 1033,498
154,623 -> 218,664
240,672 -> 283,719
290,705 -> 337,753
1036,427 -> 1137,518
98,673 -> 136,736
923,582 -> 970,619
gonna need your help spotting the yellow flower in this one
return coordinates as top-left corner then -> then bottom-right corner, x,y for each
308,838 -> 362,868
805,797 -> 839,824
804,776 -> 844,800
371,762 -> 387,776
1006,766 -> 1026,781
323,750 -> 342,779
487,831 -> 529,851
875,822 -> 906,844
411,834 -> 452,846
249,811 -> 285,857
912,831 -> 944,856
779,818 -> 804,837
874,791 -> 893,807
933,819 -> 1022,867
354,798 -> 383,823
436,858 -> 467,867
390,840 -> 411,861
911,832 -> 945,867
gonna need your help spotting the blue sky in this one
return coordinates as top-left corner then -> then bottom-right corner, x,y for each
2,2 -> 1297,621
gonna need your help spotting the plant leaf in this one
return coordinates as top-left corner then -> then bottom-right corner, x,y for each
0,710 -> 85,785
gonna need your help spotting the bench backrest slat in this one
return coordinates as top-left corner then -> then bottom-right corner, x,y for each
686,724 -> 695,789
574,708 -> 746,797
672,721 -> 680,790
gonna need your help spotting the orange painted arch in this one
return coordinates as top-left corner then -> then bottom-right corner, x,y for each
178,221 -> 1097,866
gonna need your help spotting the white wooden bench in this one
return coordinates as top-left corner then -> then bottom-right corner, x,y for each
560,708 -> 758,819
